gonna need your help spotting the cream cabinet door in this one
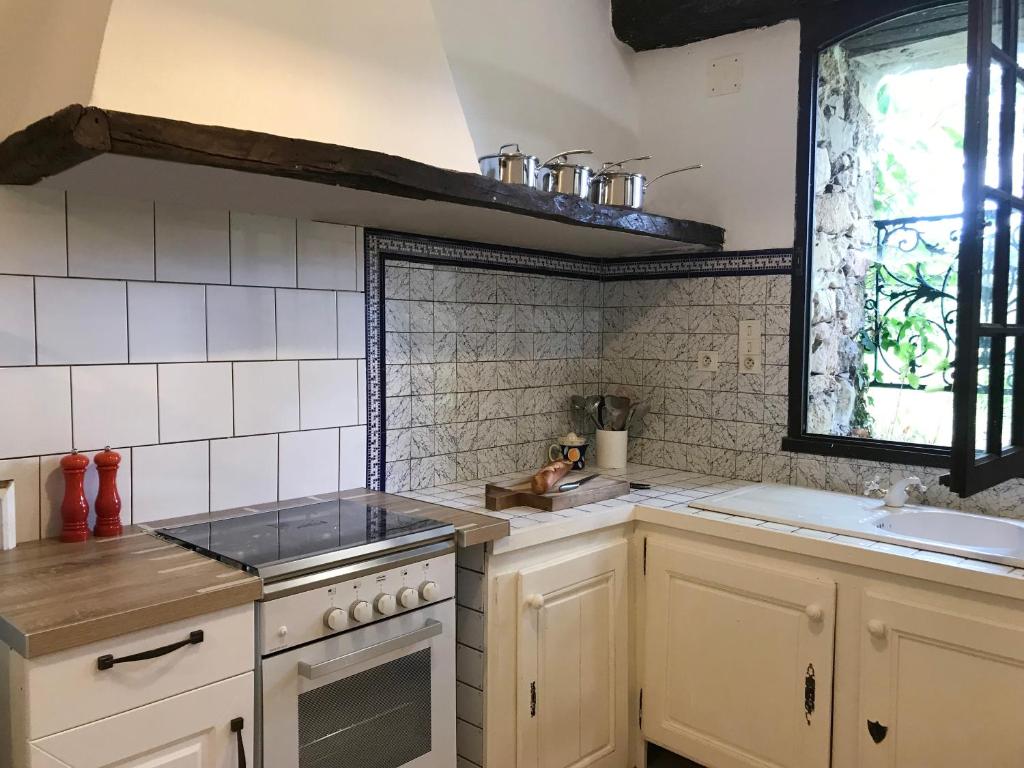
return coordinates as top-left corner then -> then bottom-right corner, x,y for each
517,540 -> 629,768
27,672 -> 251,768
859,589 -> 1024,767
643,535 -> 835,768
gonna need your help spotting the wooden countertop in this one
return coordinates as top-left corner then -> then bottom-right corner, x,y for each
0,529 -> 261,659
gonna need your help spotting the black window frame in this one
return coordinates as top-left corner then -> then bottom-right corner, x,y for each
784,0 -> 973,470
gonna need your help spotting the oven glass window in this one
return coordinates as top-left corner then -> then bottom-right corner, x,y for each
297,648 -> 432,768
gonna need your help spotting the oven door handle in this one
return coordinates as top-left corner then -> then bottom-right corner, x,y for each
298,619 -> 443,680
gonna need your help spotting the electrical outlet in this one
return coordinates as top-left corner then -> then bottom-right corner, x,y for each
741,353 -> 763,375
697,351 -> 719,372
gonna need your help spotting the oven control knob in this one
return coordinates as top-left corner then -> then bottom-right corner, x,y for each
324,608 -> 347,631
350,600 -> 373,623
376,593 -> 397,616
420,581 -> 440,602
398,587 -> 419,609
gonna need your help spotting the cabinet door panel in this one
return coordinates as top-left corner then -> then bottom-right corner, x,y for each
643,536 -> 835,768
860,591 -> 1024,768
28,672 -> 251,768
517,540 -> 628,768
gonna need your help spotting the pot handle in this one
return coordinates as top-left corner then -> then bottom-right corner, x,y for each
542,149 -> 593,166
597,155 -> 653,174
498,143 -> 521,155
644,164 -> 703,189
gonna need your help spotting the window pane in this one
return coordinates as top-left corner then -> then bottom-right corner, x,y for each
1004,336 -> 1016,448
977,337 -> 992,453
807,6 -> 967,446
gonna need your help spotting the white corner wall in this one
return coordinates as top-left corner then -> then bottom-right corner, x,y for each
89,0 -> 480,172
432,0 -> 640,165
634,21 -> 801,250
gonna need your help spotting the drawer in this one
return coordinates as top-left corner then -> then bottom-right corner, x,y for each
26,672 -> 252,768
18,603 -> 253,739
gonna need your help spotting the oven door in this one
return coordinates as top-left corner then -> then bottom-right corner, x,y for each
260,600 -> 455,768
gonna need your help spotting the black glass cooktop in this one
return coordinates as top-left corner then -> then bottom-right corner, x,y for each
156,498 -> 449,577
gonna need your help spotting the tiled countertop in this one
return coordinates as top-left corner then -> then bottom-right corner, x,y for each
402,464 -> 1024,599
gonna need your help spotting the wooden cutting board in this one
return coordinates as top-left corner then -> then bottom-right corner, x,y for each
485,473 -> 629,512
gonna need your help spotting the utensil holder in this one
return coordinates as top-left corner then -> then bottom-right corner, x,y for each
596,429 -> 628,469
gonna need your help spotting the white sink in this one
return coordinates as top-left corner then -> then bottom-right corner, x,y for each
875,509 -> 1024,555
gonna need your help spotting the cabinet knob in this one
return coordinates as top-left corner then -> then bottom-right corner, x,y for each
805,604 -> 824,622
867,619 -> 887,639
527,594 -> 545,609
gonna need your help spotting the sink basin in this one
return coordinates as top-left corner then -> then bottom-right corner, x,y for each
875,510 -> 1024,555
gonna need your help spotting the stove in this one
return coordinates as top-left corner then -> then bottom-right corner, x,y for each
156,496 -> 453,584
156,493 -> 458,768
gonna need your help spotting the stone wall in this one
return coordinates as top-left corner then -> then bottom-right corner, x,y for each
808,46 -> 876,436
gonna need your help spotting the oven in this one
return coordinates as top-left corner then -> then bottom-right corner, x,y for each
153,494 -> 458,768
261,600 -> 454,768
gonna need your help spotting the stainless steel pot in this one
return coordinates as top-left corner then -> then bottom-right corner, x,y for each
591,156 -> 703,209
478,143 -> 541,186
539,149 -> 594,198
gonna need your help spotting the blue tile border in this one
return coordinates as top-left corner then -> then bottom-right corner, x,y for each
363,229 -> 793,490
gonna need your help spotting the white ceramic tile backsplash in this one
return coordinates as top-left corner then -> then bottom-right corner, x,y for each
128,282 -> 207,363
279,428 -> 340,498
230,212 -> 297,287
210,434 -> 279,511
277,289 -> 338,359
67,193 -> 154,280
72,365 -> 159,451
0,187 -> 67,276
340,425 -> 368,490
299,359 -> 359,429
132,441 -> 210,523
155,203 -> 230,284
0,367 -> 72,459
206,285 -> 277,361
338,292 -> 366,358
297,221 -> 358,290
0,188 -> 367,541
158,363 -> 234,442
0,275 -> 35,366
36,278 -> 128,365
233,361 -> 300,435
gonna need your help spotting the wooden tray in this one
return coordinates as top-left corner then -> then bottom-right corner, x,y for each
485,473 -> 629,512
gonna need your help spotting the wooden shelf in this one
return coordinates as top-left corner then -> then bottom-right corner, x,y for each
0,105 -> 724,259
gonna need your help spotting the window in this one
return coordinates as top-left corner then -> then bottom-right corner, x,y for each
787,0 -> 1024,496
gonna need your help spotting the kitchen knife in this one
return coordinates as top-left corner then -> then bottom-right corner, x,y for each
557,474 -> 599,493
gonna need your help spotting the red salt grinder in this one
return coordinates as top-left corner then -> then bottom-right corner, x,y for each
59,451 -> 91,543
93,447 -> 123,538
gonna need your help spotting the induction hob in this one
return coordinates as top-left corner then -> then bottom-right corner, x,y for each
155,496 -> 453,583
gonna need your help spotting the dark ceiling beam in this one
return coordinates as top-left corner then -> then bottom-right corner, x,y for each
611,0 -> 837,51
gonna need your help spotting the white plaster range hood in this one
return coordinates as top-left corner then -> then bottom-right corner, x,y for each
0,0 -> 481,172
0,0 -> 725,258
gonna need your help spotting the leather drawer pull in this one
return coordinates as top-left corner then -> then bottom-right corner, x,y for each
97,630 -> 204,671
231,717 -> 246,768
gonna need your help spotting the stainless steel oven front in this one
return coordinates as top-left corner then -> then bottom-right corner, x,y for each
258,546 -> 456,768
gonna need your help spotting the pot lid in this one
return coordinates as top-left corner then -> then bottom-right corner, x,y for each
478,143 -> 536,162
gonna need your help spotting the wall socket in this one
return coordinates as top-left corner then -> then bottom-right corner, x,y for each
697,351 -> 720,372
740,353 -> 763,374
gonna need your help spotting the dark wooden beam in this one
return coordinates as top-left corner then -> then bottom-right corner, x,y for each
0,105 -> 724,252
612,0 -> 835,51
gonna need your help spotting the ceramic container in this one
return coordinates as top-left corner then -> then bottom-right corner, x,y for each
596,429 -> 628,469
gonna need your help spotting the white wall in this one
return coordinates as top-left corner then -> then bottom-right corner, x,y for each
89,0 -> 479,172
432,0 -> 640,166
0,0 -> 112,140
0,186 -> 368,543
634,21 -> 801,250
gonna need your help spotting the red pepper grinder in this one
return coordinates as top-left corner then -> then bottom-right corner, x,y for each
59,451 -> 90,543
93,447 -> 123,538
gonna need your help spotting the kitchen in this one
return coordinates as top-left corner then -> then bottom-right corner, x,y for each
1,1 -> 1023,767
